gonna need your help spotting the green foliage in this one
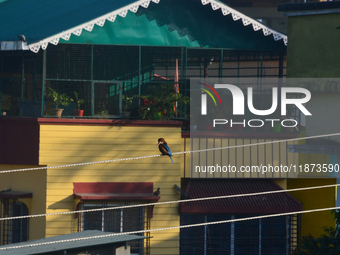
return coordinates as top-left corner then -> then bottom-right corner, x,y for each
95,110 -> 109,117
122,95 -> 133,111
332,209 -> 340,232
294,210 -> 340,255
73,91 -> 84,110
133,84 -> 189,119
47,87 -> 73,109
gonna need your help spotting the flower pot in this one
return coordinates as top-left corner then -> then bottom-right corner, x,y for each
50,109 -> 64,117
74,109 -> 84,117
122,111 -> 131,118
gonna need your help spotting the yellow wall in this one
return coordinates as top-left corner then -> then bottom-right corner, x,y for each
287,178 -> 336,238
0,164 -> 46,241
39,125 -> 182,255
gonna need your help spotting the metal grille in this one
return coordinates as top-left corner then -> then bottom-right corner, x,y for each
93,82 -> 120,116
187,49 -> 286,78
0,50 -> 43,117
46,44 -> 91,80
78,203 -> 150,255
0,200 -> 29,245
93,45 -> 139,81
43,45 -> 285,119
180,214 -> 298,255
1,44 -> 286,118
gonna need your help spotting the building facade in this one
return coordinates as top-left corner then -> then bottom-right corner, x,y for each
0,0 -> 337,254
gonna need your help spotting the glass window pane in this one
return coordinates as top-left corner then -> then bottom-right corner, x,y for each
180,214 -> 205,255
83,206 -> 102,231
104,209 -> 121,232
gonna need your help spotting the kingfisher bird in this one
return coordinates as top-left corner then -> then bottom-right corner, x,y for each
157,138 -> 174,164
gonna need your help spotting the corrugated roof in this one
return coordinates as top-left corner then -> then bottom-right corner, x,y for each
0,0 -> 287,53
0,230 -> 146,255
179,179 -> 302,214
73,182 -> 160,201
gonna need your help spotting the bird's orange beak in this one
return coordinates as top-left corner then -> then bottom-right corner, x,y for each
157,142 -> 161,146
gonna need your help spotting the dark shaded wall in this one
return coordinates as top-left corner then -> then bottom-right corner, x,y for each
286,12 -> 340,78
0,117 -> 39,165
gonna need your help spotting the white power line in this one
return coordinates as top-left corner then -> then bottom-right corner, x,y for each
0,133 -> 339,249
0,183 -> 339,221
1,132 -> 340,174
1,206 -> 339,251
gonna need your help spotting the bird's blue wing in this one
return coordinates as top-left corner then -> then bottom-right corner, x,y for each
164,143 -> 172,155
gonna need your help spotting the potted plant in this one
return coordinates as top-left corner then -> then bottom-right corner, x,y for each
47,87 -> 73,117
74,92 -> 84,117
134,84 -> 189,120
122,95 -> 132,118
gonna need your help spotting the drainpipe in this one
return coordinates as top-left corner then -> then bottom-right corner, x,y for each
41,50 -> 46,116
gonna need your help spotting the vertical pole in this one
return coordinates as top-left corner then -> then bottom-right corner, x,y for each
331,155 -> 340,206
181,48 -> 184,118
231,215 -> 235,255
119,83 -> 122,117
181,48 -> 184,92
237,52 -> 240,78
174,59 -> 179,117
41,50 -> 46,116
33,60 -> 36,102
200,62 -> 202,78
120,209 -> 123,233
230,215 -> 235,255
219,49 -> 223,79
260,50 -> 263,78
0,52 -> 3,114
259,219 -> 262,255
204,215 -> 207,255
184,47 -> 187,97
278,51 -> 283,119
91,45 -> 94,116
138,45 -> 141,107
279,51 -> 284,78
286,216 -> 289,255
204,57 -> 208,79
20,54 -> 24,116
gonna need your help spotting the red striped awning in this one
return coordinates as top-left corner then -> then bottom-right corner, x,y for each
179,179 -> 302,214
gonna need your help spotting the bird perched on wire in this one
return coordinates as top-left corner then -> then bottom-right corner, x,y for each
153,187 -> 160,196
157,138 -> 174,164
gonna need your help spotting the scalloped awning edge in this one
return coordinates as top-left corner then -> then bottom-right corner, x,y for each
201,0 -> 287,46
27,0 -> 287,53
28,0 -> 160,53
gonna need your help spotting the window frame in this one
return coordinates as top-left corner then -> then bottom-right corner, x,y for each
0,199 -> 29,245
180,213 -> 299,255
78,202 -> 150,255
